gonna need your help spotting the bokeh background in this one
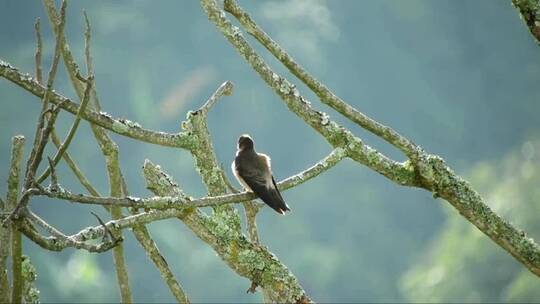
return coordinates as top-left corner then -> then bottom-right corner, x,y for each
1,0 -> 540,302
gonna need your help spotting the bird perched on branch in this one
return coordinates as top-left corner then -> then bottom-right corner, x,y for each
232,134 -> 291,215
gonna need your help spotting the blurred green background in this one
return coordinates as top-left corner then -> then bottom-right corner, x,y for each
1,0 -> 540,302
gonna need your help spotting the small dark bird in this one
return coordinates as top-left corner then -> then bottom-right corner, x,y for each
232,134 -> 291,215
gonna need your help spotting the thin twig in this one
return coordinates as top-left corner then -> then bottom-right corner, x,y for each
20,216 -> 122,253
37,148 -> 346,210
34,18 -> 43,84
50,130 -> 101,196
23,0 -> 67,192
46,157 -> 58,190
121,179 -> 191,303
8,0 -> 68,225
25,210 -> 66,239
90,211 -> 114,242
33,11 -> 100,200
69,9 -> 134,302
198,81 -> 234,115
36,76 -> 94,184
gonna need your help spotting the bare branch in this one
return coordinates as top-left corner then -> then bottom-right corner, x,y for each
52,7 -> 189,301
131,221 -> 191,303
46,157 -> 58,190
199,81 -> 234,115
34,18 -> 43,84
83,11 -> 94,76
50,130 -> 101,196
23,0 -> 67,193
90,211 -> 115,242
37,76 -> 94,184
25,210 -> 66,239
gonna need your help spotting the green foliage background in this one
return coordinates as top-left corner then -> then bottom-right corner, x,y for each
0,0 -> 539,302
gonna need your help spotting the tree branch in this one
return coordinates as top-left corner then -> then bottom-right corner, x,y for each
223,0 -> 421,160
511,0 -> 540,45
131,222 -> 191,303
202,0 -> 540,279
36,75 -> 94,184
200,0 -> 418,188
66,9 -> 133,300
0,60 -> 192,149
6,136 -> 25,303
182,81 -> 240,219
37,147 -> 345,211
50,130 -> 101,196
16,0 -> 67,220
19,216 -> 122,253
142,161 -> 311,303
34,18 -> 43,84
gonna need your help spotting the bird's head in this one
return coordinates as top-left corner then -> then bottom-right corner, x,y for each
238,134 -> 254,151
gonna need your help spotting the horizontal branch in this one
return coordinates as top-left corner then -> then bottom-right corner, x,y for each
24,146 -> 346,250
38,147 -> 347,212
18,217 -> 121,253
0,60 -> 193,149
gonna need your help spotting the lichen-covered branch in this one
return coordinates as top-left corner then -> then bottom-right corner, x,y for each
43,3 -> 134,298
414,154 -> 540,277
37,147 -> 346,212
0,60 -> 191,149
24,209 -> 122,252
15,147 -> 343,254
11,1 -> 66,222
143,161 -> 310,303
0,199 -> 10,303
18,217 -> 122,253
7,136 -> 25,304
46,5 -> 191,301
202,0 -> 540,279
512,0 -> 540,44
223,0 -> 421,160
182,81 -> 239,218
200,0 -> 417,188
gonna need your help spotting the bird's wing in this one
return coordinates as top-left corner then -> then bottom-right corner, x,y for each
237,156 -> 290,214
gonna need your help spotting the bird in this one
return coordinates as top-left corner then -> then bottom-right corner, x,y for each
232,134 -> 291,215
